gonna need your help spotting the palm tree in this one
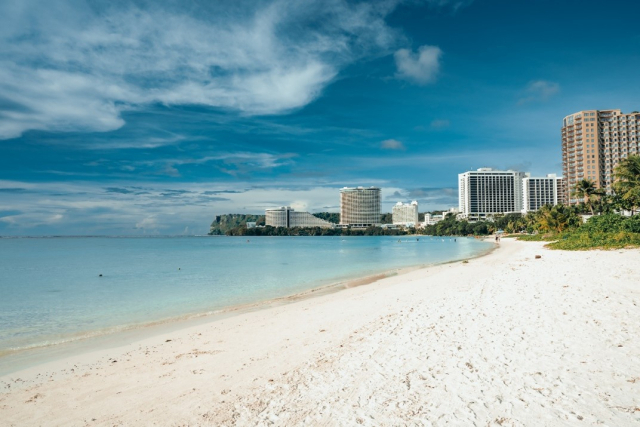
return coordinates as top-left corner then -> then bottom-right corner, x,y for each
572,179 -> 605,215
535,205 -> 579,234
613,155 -> 640,215
536,205 -> 562,234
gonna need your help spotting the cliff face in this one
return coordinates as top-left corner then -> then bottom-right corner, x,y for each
209,214 -> 265,235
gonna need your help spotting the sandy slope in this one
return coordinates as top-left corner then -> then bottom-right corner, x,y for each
1,240 -> 639,426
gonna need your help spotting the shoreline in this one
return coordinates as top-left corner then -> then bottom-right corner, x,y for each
0,238 -> 496,377
2,239 -> 639,425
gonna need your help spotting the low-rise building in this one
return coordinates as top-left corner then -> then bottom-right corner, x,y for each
265,207 -> 334,228
423,213 -> 445,226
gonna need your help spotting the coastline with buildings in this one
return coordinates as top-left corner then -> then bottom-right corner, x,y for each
213,108 -> 639,236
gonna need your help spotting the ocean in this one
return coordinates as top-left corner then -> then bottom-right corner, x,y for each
0,235 -> 492,373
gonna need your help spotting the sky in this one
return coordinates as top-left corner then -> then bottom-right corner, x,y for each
1,0 -> 640,235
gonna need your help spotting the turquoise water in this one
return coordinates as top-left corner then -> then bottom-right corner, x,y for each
0,236 -> 491,357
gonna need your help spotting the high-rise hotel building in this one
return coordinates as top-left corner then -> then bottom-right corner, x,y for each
392,201 -> 419,226
339,187 -> 381,226
458,168 -> 526,220
522,174 -> 564,213
561,109 -> 640,203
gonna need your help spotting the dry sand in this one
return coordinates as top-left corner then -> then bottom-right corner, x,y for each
1,239 -> 639,426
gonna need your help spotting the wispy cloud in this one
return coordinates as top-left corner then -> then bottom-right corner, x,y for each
430,119 -> 450,129
385,187 -> 458,208
0,0 -> 408,140
394,45 -> 442,85
517,80 -> 560,105
380,139 -> 406,150
146,152 -> 297,177
0,180 -> 370,235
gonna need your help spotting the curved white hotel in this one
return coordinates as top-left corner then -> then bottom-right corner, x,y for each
339,187 -> 381,226
265,207 -> 334,228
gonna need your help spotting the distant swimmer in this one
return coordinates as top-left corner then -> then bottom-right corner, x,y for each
247,239 -> 250,243
99,274 -> 102,277
454,239 -> 457,242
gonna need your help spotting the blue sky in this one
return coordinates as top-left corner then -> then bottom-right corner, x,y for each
1,0 -> 640,235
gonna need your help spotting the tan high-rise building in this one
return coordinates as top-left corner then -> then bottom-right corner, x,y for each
561,110 -> 640,204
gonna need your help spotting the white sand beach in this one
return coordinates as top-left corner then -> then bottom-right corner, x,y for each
1,239 -> 639,426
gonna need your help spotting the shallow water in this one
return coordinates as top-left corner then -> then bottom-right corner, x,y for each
0,236 -> 491,358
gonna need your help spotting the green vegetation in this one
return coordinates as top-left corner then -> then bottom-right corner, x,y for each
311,212 -> 340,224
515,234 -> 557,242
417,213 -> 492,236
225,225 -> 410,236
310,212 -> 392,224
548,214 -> 640,250
211,212 -> 392,235
572,179 -> 605,215
613,155 -> 640,215
209,214 -> 265,235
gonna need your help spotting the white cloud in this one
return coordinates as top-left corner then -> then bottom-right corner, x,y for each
394,45 -> 442,85
136,152 -> 296,177
380,139 -> 406,150
0,174 -> 479,235
135,216 -> 159,232
0,180 -> 356,235
518,80 -> 560,105
0,0 -> 405,140
430,119 -> 450,129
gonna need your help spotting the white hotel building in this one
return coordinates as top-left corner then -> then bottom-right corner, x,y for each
522,174 -> 564,213
459,168 -> 526,220
459,168 -> 564,219
392,201 -> 418,227
265,207 -> 334,228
